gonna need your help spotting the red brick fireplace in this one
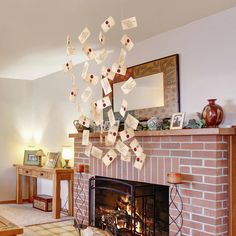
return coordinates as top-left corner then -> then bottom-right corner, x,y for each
70,128 -> 236,236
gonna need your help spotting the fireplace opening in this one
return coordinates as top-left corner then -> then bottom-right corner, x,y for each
89,176 -> 169,236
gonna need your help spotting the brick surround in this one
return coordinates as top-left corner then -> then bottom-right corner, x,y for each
73,132 -> 230,236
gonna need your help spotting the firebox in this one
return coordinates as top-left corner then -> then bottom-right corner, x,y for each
89,176 -> 169,236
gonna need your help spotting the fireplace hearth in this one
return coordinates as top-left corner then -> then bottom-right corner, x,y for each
89,176 -> 169,236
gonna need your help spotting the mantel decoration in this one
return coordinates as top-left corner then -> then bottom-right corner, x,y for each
64,16 -> 150,172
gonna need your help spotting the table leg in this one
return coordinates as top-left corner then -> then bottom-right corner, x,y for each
68,174 -> 74,216
26,176 -> 31,202
53,175 -> 61,219
29,177 -> 37,202
16,169 -> 22,204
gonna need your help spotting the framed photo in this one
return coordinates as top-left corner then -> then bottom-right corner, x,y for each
170,113 -> 185,130
45,152 -> 60,168
23,150 -> 40,166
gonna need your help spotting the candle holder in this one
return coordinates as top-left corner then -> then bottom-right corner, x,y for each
168,172 -> 183,236
74,164 -> 88,233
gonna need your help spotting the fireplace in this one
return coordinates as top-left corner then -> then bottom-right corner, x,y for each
89,176 -> 169,235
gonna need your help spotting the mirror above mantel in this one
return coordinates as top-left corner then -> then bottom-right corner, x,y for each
106,54 -> 180,121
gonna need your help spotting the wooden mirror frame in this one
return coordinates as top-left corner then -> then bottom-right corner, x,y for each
104,54 -> 180,121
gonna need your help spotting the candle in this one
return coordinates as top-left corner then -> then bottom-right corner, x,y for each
167,172 -> 182,184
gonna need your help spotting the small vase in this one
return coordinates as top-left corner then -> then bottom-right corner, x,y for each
202,99 -> 223,128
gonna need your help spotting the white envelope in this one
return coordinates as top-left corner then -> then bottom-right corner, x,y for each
84,142 -> 92,157
63,61 -> 73,72
130,138 -> 143,157
115,140 -> 129,157
121,34 -> 134,51
101,66 -> 115,81
91,102 -> 103,126
121,151 -> 131,162
91,146 -> 103,159
101,77 -> 112,95
112,63 -> 127,76
120,99 -> 128,117
66,35 -> 76,55
101,16 -> 115,32
95,48 -> 108,64
121,77 -> 136,94
105,136 -> 113,147
69,86 -> 78,103
81,62 -> 89,79
102,149 -> 117,167
125,114 -> 139,130
96,96 -> 111,110
82,44 -> 95,60
81,87 -> 92,102
107,109 -> 116,127
121,17 -> 138,30
107,125 -> 119,145
99,31 -> 105,45
119,128 -> 135,142
118,48 -> 127,66
78,115 -> 90,128
82,130 -> 90,146
85,73 -> 98,86
78,27 -> 91,44
134,153 -> 146,170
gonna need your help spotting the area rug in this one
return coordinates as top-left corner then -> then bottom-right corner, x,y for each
0,204 -> 73,227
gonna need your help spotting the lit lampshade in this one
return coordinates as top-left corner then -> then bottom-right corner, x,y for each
62,146 -> 73,169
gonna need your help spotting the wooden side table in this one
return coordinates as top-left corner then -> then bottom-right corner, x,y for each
0,216 -> 23,236
15,165 -> 74,219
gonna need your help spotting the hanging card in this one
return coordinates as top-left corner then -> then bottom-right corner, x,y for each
130,138 -> 143,157
101,66 -> 115,80
95,48 -> 108,64
81,87 -> 92,102
96,96 -> 111,110
112,63 -> 127,75
115,140 -> 129,157
85,73 -> 98,86
82,130 -> 90,146
99,31 -> 105,45
78,27 -> 91,44
84,142 -> 92,157
101,16 -> 115,32
107,109 -> 116,127
101,77 -> 112,95
102,149 -> 117,166
91,146 -> 103,159
119,128 -> 135,142
121,151 -> 131,162
82,44 -> 95,60
63,61 -> 73,72
134,153 -> 146,170
81,62 -> 89,79
121,17 -> 138,30
121,34 -> 134,51
121,77 -> 136,94
125,114 -> 139,130
78,115 -> 90,128
107,125 -> 119,145
120,99 -> 128,117
118,48 -> 127,66
69,86 -> 78,103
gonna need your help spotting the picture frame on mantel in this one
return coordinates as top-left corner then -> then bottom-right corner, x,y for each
104,54 -> 180,121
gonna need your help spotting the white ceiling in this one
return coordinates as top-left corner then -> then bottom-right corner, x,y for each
1,0 -> 236,80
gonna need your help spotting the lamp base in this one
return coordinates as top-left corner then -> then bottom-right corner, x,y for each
63,160 -> 71,169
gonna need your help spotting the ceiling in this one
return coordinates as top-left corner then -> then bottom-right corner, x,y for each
1,0 -> 236,80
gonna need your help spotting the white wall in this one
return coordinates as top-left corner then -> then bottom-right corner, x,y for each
1,7 -> 236,201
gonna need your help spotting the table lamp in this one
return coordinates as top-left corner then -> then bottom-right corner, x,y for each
62,146 -> 73,169
36,149 -> 46,167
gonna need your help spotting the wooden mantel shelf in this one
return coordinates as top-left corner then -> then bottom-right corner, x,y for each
69,128 -> 236,138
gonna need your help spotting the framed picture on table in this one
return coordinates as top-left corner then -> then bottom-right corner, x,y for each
170,112 -> 185,130
23,150 -> 40,166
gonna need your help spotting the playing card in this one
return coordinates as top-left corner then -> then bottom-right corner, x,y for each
119,128 -> 135,142
107,109 -> 116,127
118,48 -> 127,66
81,62 -> 89,79
120,99 -> 128,117
78,115 -> 90,128
96,96 -> 111,110
101,16 -> 115,32
130,138 -> 143,157
78,27 -> 91,44
81,87 -> 92,102
95,48 -> 108,64
99,31 -> 105,45
121,17 -> 138,30
63,61 -> 73,72
85,73 -> 98,86
112,63 -> 127,75
121,77 -> 136,94
101,66 -> 115,81
82,130 -> 90,146
91,146 -> 103,159
115,140 -> 129,157
121,34 -> 134,51
121,151 -> 131,162
101,77 -> 112,95
69,86 -> 78,103
84,142 -> 92,157
102,149 -> 117,167
82,44 -> 95,60
125,114 -> 139,130
134,153 -> 146,170
107,125 -> 119,145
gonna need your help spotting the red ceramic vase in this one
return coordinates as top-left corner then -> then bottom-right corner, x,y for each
202,99 -> 224,128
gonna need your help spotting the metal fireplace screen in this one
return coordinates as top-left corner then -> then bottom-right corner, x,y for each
89,176 -> 169,236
